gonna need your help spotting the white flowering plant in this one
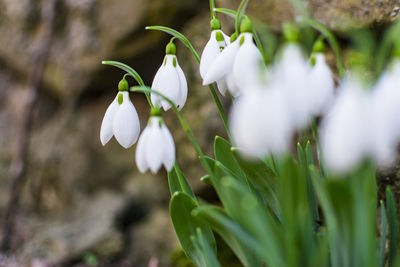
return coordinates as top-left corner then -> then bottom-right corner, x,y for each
100,0 -> 400,266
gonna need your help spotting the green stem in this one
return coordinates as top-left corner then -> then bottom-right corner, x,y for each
235,0 -> 249,33
209,0 -> 216,18
311,120 -> 325,178
145,26 -> 232,140
131,86 -> 219,187
102,60 -> 154,107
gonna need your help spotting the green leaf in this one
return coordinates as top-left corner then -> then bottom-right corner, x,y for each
193,205 -> 264,267
191,228 -> 221,267
214,136 -> 245,181
386,187 -> 398,267
214,7 -> 237,17
380,200 -> 388,267
200,175 -> 212,186
168,163 -> 195,199
170,192 -> 216,266
231,148 -> 280,219
102,61 -> 145,86
219,176 -> 284,266
145,26 -> 200,62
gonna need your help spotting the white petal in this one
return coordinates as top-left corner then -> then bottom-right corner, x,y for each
203,38 -> 240,85
200,31 -> 220,79
216,79 -> 228,96
233,33 -> 264,90
145,117 -> 164,174
135,126 -> 151,173
161,123 -> 175,171
320,79 -> 370,173
100,94 -> 119,146
273,44 -> 311,130
308,53 -> 335,115
151,60 -> 165,107
175,59 -> 188,110
112,92 -> 140,148
153,55 -> 181,111
230,88 -> 291,158
226,72 -> 241,97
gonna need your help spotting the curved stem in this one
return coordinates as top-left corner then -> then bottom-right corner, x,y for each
102,60 -> 154,107
145,26 -> 232,140
235,0 -> 249,33
209,0 -> 216,18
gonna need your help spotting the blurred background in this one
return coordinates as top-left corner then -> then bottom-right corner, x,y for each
0,0 -> 399,266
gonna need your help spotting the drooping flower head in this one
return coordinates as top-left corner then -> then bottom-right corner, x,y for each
203,17 -> 264,97
320,76 -> 371,173
135,108 -> 175,174
200,18 -> 230,95
100,77 -> 140,148
307,39 -> 335,115
151,41 -> 188,111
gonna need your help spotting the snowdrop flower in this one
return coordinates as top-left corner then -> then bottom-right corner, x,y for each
370,60 -> 400,166
100,78 -> 140,148
230,87 -> 291,158
151,41 -> 187,111
204,17 -> 264,96
273,43 -> 311,130
200,18 -> 230,95
135,112 -> 175,174
308,52 -> 335,115
320,77 -> 371,173
203,33 -> 241,96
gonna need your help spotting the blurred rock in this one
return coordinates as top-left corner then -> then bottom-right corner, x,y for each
218,0 -> 400,30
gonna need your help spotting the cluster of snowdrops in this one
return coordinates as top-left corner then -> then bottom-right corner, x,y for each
100,15 -> 400,175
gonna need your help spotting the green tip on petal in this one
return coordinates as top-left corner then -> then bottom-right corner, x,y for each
310,55 -> 316,67
215,31 -> 224,42
210,18 -> 221,31
283,23 -> 300,43
239,35 -> 245,46
166,42 -> 176,55
118,77 -> 129,91
313,38 -> 326,53
230,32 -> 238,43
239,16 -> 253,33
118,93 -> 123,104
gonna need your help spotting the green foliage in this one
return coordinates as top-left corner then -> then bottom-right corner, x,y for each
167,136 -> 398,267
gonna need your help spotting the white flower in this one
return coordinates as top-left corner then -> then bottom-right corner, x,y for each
203,32 -> 264,97
202,35 -> 241,96
307,53 -> 335,115
320,77 -> 371,173
230,87 -> 291,158
200,30 -> 229,95
232,32 -> 264,90
272,44 -> 312,130
151,54 -> 188,111
370,61 -> 400,166
135,116 -> 175,174
100,91 -> 140,148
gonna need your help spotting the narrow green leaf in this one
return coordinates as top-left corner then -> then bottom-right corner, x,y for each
214,136 -> 245,180
192,228 -> 221,267
380,200 -> 388,267
170,192 -> 216,265
145,26 -> 200,62
200,175 -> 212,186
168,163 -> 195,199
193,205 -> 264,267
386,187 -> 398,267
214,7 -> 237,17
